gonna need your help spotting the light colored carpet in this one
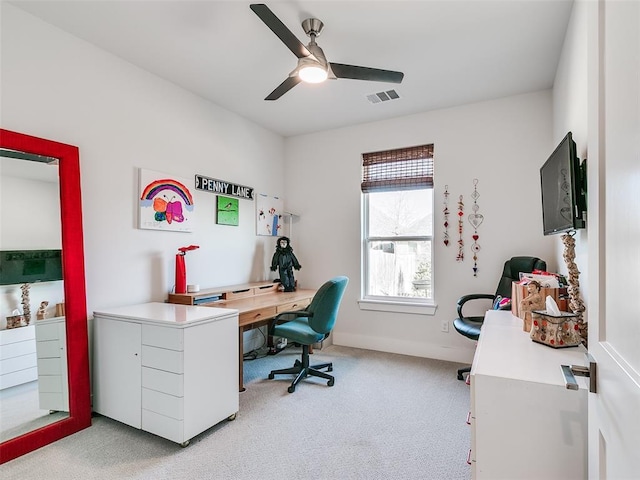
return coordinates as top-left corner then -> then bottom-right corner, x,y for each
2,345 -> 472,480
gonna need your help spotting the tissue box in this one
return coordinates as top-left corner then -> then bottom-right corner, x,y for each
530,310 -> 581,348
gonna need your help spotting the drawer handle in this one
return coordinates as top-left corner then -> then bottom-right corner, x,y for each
254,313 -> 262,319
467,449 -> 472,465
258,285 -> 273,290
291,304 -> 299,309
466,411 -> 471,425
232,289 -> 250,294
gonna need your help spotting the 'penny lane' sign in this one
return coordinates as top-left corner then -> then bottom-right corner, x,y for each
194,174 -> 254,200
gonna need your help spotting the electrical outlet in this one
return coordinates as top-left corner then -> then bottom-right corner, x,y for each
441,320 -> 449,333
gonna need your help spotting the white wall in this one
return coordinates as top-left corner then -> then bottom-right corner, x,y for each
2,5 -> 564,365
1,4 -> 285,328
1,175 -> 61,249
552,0 -> 589,307
285,91 -> 557,363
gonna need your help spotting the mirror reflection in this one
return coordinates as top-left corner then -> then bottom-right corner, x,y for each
0,151 -> 69,442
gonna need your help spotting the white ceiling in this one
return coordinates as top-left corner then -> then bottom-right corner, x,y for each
9,0 -> 574,137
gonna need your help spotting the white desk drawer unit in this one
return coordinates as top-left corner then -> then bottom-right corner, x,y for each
35,317 -> 69,412
470,310 -> 587,480
0,325 -> 37,390
93,302 -> 239,446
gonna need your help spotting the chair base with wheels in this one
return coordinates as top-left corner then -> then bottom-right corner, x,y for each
268,344 -> 335,393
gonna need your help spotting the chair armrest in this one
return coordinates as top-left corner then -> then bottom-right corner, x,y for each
273,309 -> 313,322
456,293 -> 494,319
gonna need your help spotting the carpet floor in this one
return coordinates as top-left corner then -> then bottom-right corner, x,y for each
2,345 -> 472,480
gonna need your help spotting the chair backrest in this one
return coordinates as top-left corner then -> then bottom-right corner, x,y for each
494,256 -> 547,299
307,276 -> 349,335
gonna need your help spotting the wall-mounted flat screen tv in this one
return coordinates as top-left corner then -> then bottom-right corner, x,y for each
0,250 -> 63,285
540,132 -> 586,235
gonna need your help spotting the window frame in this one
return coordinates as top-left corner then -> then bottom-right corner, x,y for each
359,144 -> 436,314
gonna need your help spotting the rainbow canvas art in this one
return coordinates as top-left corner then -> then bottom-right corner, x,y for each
139,169 -> 195,232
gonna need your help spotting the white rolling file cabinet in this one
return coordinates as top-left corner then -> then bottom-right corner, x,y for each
0,325 -> 37,390
35,316 -> 69,412
469,310 -> 588,480
92,302 -> 239,446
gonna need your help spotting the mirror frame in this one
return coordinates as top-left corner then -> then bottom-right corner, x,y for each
0,129 -> 91,463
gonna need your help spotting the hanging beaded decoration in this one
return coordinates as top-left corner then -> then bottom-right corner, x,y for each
468,179 -> 484,276
443,185 -> 450,247
456,195 -> 464,261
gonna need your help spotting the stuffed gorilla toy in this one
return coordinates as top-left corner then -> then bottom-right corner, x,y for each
270,236 -> 301,292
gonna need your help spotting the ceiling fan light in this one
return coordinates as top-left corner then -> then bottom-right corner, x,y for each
298,65 -> 328,83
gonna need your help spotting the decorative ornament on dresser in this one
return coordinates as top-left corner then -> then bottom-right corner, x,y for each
561,233 -> 588,347
468,179 -> 484,276
443,185 -> 450,247
456,195 -> 464,262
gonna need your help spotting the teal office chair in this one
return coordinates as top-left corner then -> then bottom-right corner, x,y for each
268,276 -> 348,393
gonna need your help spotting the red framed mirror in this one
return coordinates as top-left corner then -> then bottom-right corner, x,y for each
0,129 -> 91,463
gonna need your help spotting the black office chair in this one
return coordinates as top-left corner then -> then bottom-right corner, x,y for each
453,256 -> 547,380
268,276 -> 348,393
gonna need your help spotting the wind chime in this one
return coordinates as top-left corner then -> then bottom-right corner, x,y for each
468,179 -> 483,276
456,195 -> 464,262
443,186 -> 450,247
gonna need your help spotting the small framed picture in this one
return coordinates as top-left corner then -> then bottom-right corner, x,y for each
217,195 -> 239,226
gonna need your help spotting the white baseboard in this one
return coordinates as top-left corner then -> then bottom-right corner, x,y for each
332,331 -> 475,364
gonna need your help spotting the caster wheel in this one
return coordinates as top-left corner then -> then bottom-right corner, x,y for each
268,373 -> 275,379
327,379 -> 335,387
287,385 -> 295,393
227,412 -> 237,421
180,440 -> 190,448
327,366 -> 333,372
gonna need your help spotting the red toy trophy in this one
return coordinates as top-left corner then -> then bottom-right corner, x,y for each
175,245 -> 199,294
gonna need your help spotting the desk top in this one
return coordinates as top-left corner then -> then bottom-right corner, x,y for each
211,289 -> 315,313
471,310 -> 587,388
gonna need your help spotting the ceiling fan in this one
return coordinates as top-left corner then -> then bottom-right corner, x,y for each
250,3 -> 404,100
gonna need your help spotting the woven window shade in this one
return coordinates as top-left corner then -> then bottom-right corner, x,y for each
361,144 -> 434,193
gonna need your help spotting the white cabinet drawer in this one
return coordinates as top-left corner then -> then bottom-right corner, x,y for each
142,409 -> 184,444
1,340 -> 36,360
142,367 -> 183,397
142,325 -> 183,351
0,366 -> 37,389
142,388 -> 183,420
39,391 -> 65,412
0,353 -> 37,374
38,374 -> 63,393
141,345 -> 183,373
35,323 -> 61,341
0,325 -> 35,345
37,357 -> 64,375
36,340 -> 63,358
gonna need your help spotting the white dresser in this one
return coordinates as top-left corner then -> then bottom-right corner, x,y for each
470,310 -> 587,479
0,325 -> 37,390
35,316 -> 69,412
92,302 -> 239,446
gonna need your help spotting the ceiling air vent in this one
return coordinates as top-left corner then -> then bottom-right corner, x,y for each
366,89 -> 401,104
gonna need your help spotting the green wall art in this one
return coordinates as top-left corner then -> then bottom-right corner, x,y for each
216,195 -> 239,226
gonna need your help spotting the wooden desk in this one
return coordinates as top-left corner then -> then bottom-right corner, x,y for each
168,282 -> 315,391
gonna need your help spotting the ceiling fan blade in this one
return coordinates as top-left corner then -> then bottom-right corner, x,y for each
329,63 -> 404,84
250,4 -> 311,59
265,76 -> 302,101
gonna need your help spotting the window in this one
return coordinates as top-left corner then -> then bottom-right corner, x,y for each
361,144 -> 434,305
